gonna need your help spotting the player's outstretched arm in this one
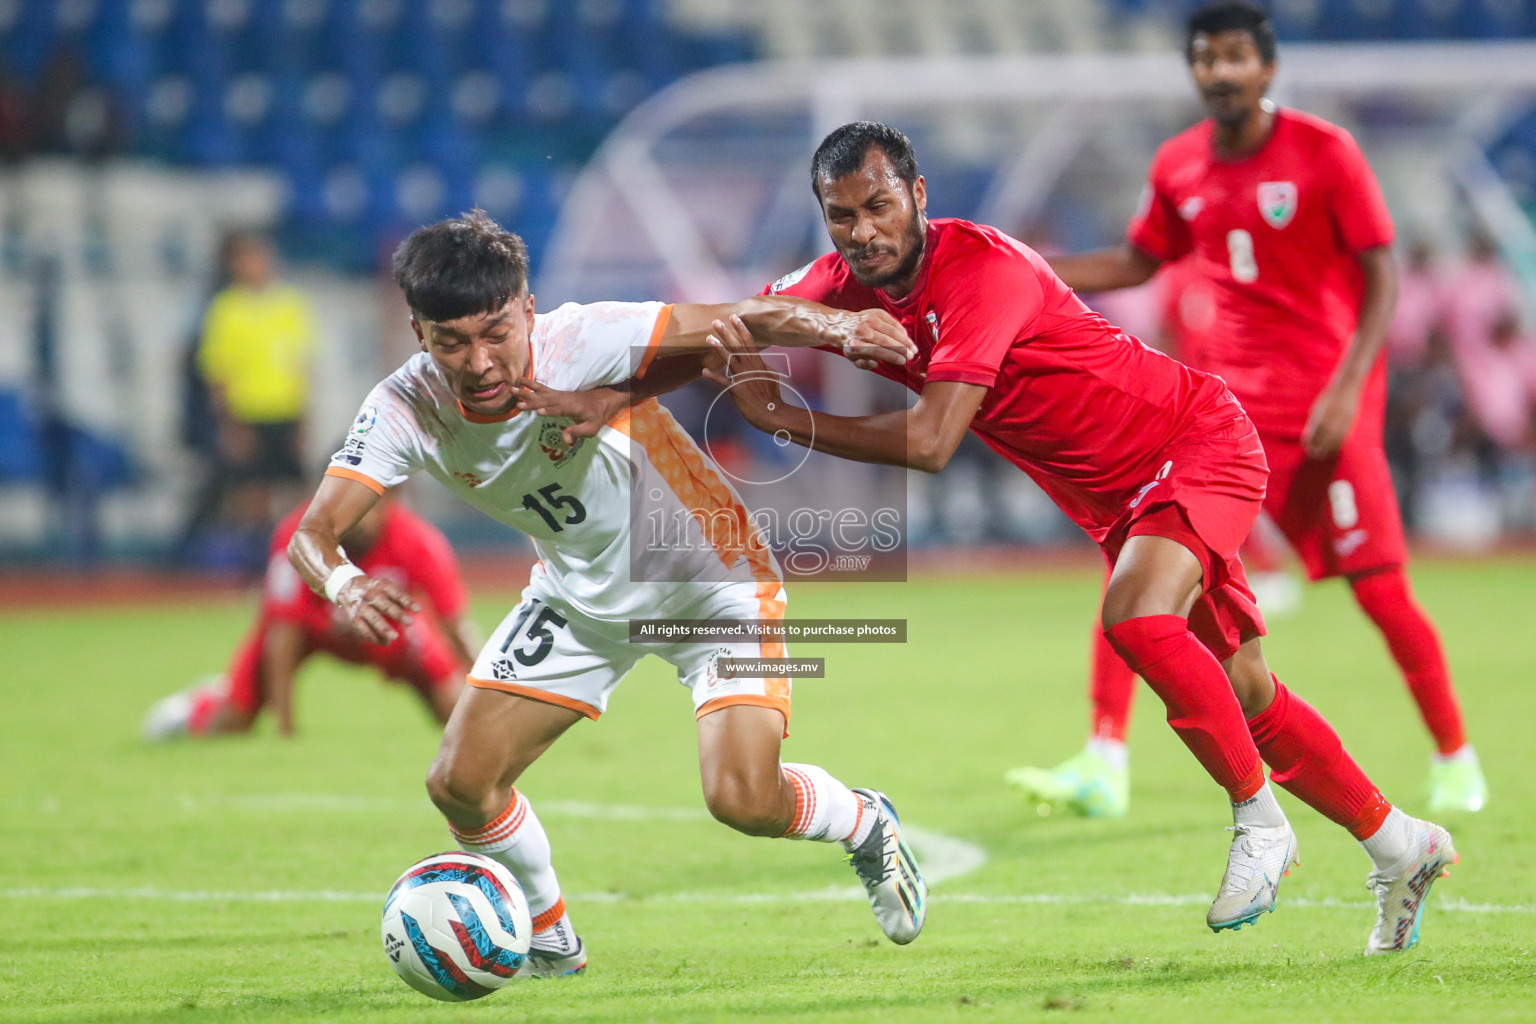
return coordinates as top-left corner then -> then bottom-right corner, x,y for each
1302,244 -> 1399,458
668,299 -> 917,366
289,475 -> 420,645
517,299 -> 916,445
260,620 -> 306,737
703,316 -> 984,473
1047,244 -> 1161,294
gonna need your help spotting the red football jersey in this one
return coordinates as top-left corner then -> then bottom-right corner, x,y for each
766,218 -> 1246,542
261,502 -> 468,640
1128,108 -> 1396,439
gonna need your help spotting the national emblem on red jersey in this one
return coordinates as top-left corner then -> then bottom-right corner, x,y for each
1257,181 -> 1297,229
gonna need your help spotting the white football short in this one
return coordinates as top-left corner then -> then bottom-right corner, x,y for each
467,569 -> 792,728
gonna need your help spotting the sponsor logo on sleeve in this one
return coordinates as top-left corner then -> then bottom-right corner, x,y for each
770,261 -> 815,294
1257,181 -> 1298,229
335,403 -> 378,466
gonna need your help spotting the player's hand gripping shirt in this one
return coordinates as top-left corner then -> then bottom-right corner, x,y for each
766,218 -> 1249,543
326,301 -> 781,620
1128,108 -> 1396,438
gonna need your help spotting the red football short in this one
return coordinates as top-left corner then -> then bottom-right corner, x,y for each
1101,410 -> 1269,662
1261,420 -> 1409,582
223,614 -> 463,714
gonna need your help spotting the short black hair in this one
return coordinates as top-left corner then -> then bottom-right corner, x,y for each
391,209 -> 529,323
810,121 -> 919,199
1186,1 -> 1276,64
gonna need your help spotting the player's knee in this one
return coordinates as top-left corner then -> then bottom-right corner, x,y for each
1224,643 -> 1275,718
701,769 -> 787,837
424,756 -> 497,821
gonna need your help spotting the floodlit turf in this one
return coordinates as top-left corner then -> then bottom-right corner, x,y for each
2,557 -> 1532,1022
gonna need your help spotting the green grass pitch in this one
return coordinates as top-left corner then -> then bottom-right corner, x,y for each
2,558 -> 1532,1022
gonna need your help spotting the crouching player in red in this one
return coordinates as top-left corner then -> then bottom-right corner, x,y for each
142,497 -> 476,739
523,123 -> 1459,954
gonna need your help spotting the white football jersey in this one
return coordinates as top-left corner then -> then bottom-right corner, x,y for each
325,301 -> 782,621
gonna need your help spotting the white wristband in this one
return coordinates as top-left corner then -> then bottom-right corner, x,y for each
322,563 -> 366,603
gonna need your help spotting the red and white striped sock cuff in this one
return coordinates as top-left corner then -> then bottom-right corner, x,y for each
450,789 -> 529,850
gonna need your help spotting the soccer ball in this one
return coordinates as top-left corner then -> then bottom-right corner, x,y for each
381,852 -> 532,1001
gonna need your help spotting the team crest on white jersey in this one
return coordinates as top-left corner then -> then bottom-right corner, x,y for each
538,419 -> 582,466
770,261 -> 814,294
1179,196 -> 1205,221
1258,181 -> 1298,229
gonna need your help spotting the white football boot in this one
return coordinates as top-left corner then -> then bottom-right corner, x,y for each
1365,818 -> 1458,955
845,789 -> 927,944
514,915 -> 586,978
1206,823 -> 1300,932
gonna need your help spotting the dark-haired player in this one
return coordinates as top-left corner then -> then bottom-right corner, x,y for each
1011,0 -> 1485,819
142,497 -> 475,739
286,211 -> 929,977
524,124 -> 1458,953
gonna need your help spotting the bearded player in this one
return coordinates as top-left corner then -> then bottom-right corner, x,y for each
524,123 -> 1458,953
288,211 -> 928,978
141,496 -> 475,740
1009,0 -> 1485,819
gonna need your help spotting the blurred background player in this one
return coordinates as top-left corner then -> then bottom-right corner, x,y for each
142,495 -> 475,739
1009,0 -> 1488,818
180,230 -> 319,575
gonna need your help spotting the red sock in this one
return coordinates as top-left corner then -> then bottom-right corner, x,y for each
1246,678 -> 1392,839
1104,615 -> 1264,800
1350,568 -> 1466,755
1090,621 -> 1137,741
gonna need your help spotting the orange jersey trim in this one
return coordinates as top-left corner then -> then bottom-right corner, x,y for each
695,694 -> 791,737
609,400 -> 780,584
636,304 -> 673,379
467,676 -> 601,719
324,466 -> 387,495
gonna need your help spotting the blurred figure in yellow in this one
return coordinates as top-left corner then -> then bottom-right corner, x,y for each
182,230 -> 318,571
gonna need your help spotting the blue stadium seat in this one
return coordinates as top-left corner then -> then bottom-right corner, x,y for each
0,389 -> 43,482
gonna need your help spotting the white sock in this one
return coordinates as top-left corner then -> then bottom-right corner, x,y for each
1361,805 -> 1415,870
450,788 -> 570,943
1433,744 -> 1478,766
1087,737 -> 1128,773
1231,781 -> 1287,829
527,909 -> 580,955
781,763 -> 875,846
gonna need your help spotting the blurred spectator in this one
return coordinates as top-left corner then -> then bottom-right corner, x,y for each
1441,230 -> 1518,360
1458,307 -> 1536,453
180,231 -> 317,571
1387,239 -> 1440,372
